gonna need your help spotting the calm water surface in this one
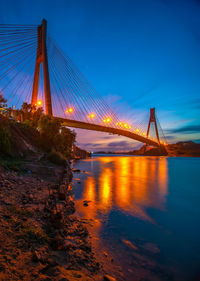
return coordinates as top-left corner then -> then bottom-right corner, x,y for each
72,156 -> 200,281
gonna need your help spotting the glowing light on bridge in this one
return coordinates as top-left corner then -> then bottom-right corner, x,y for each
135,128 -> 140,133
66,107 -> 74,113
116,122 -> 131,129
88,113 -> 95,119
35,100 -> 42,106
103,117 -> 111,123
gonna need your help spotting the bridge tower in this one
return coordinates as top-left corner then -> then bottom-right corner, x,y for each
146,107 -> 160,144
31,19 -> 52,116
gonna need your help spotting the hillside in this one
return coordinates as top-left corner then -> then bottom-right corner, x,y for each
128,141 -> 200,157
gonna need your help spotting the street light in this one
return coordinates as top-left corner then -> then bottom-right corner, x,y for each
66,107 -> 74,118
103,117 -> 111,123
88,113 -> 95,119
35,100 -> 42,107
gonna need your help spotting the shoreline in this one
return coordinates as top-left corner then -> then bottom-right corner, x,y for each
0,158 -> 119,281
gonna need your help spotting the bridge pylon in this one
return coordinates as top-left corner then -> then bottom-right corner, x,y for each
146,107 -> 160,145
31,19 -> 52,116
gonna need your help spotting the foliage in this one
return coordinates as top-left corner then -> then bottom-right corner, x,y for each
0,118 -> 11,156
38,115 -> 61,151
38,115 -> 76,157
47,150 -> 66,166
0,93 -> 7,108
32,107 -> 43,127
0,102 -> 76,161
16,102 -> 43,127
54,127 -> 76,158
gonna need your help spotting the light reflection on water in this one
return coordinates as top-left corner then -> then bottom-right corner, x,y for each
76,156 -> 168,222
72,156 -> 200,281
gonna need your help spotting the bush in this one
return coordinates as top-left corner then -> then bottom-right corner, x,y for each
47,150 -> 66,166
0,122 -> 11,156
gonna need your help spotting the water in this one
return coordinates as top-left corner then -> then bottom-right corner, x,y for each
71,156 -> 200,281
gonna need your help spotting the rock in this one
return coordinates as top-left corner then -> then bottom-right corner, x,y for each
83,200 -> 91,203
50,212 -> 63,229
58,192 -> 66,200
72,169 -> 81,173
40,265 -> 60,276
104,275 -> 117,281
72,272 -> 81,278
32,250 -> 42,262
50,235 -> 64,250
0,262 -> 5,272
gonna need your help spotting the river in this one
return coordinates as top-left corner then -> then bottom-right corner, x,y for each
71,155 -> 200,281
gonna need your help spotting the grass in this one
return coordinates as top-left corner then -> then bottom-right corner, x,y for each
0,157 -> 27,172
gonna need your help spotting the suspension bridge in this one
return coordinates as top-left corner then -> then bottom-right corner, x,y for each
0,19 -> 167,148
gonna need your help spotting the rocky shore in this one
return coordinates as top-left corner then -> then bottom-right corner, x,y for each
0,159 -> 117,281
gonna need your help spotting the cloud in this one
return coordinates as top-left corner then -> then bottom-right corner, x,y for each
107,141 -> 130,147
165,135 -> 176,140
76,143 -> 102,147
167,124 -> 200,134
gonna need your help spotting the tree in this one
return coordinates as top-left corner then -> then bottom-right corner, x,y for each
32,107 -> 44,128
38,115 -> 61,151
54,127 -> 76,157
0,93 -> 7,108
38,115 -> 76,157
20,102 -> 33,121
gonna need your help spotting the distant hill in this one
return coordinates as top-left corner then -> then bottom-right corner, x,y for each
166,141 -> 200,157
93,141 -> 200,157
128,141 -> 200,157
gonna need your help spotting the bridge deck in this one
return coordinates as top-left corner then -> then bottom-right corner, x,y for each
57,117 -> 160,147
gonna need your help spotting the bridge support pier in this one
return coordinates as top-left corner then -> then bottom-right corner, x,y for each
146,108 -> 160,144
144,107 -> 160,152
31,19 -> 52,116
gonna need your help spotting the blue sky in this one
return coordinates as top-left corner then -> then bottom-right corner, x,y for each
1,0 -> 200,151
